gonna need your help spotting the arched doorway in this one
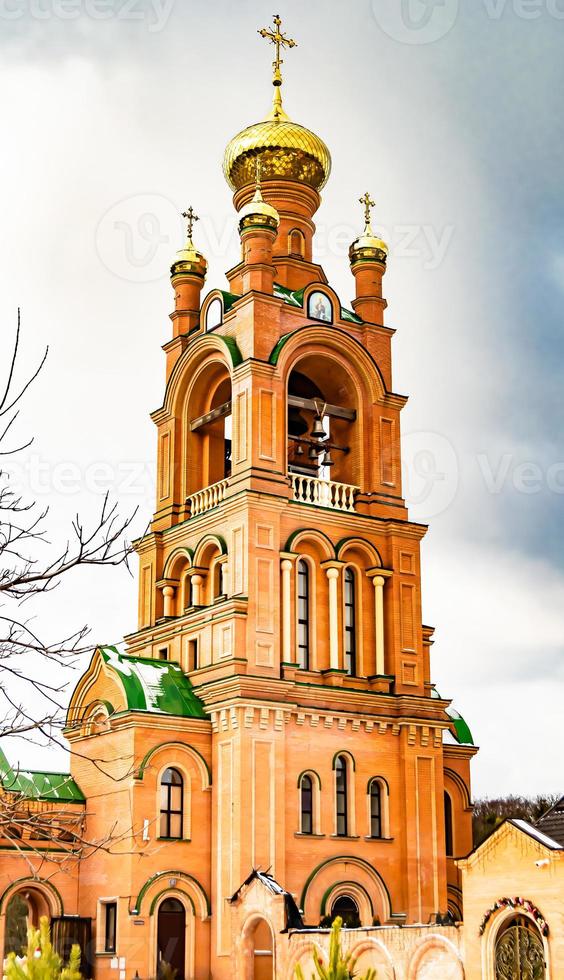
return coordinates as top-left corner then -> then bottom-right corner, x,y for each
495,916 -> 546,980
157,898 -> 186,980
250,918 -> 273,980
331,895 -> 361,929
4,894 -> 30,956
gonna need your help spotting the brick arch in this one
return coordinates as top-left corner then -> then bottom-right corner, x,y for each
348,938 -> 396,979
162,547 -> 194,580
286,938 -> 326,980
162,335 -> 235,421
335,536 -> 383,567
135,740 -> 211,790
406,935 -> 464,980
300,856 -> 391,926
0,878 -> 63,917
135,870 -> 210,920
284,528 -> 335,561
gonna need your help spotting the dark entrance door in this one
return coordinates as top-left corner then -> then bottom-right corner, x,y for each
157,898 -> 185,980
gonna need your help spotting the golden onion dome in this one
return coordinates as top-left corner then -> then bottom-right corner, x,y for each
224,103 -> 331,193
350,194 -> 388,265
238,161 -> 280,230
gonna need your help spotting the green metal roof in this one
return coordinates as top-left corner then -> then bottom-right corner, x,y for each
99,646 -> 207,719
219,290 -> 241,313
432,688 -> 475,746
273,282 -> 363,323
0,748 -> 85,804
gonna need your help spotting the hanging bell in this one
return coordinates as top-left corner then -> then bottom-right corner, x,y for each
311,415 -> 327,440
322,450 -> 334,467
308,444 -> 319,461
295,442 -> 304,456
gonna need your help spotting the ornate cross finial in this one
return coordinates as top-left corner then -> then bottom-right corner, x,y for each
258,13 -> 297,87
359,192 -> 376,228
181,206 -> 199,241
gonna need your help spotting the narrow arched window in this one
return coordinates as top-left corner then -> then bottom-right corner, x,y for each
297,559 -> 310,670
300,775 -> 313,834
288,229 -> 305,258
344,567 -> 357,676
369,780 -> 382,838
160,768 -> 183,839
335,755 -> 348,837
206,297 -> 223,331
444,790 -> 454,857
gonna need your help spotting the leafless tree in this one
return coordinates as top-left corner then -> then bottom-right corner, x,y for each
0,311 -> 139,863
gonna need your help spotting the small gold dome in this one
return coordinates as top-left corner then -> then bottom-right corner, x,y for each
170,238 -> 207,279
350,222 -> 388,266
224,106 -> 331,193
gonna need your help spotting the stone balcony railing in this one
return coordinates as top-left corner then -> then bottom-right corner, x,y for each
290,473 -> 358,513
187,479 -> 229,517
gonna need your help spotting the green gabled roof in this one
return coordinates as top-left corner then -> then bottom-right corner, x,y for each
219,290 -> 241,313
0,748 -> 85,804
99,646 -> 207,719
273,282 -> 363,324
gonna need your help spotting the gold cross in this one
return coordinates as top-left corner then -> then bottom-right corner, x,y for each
359,192 -> 376,227
182,206 -> 199,241
258,14 -> 297,87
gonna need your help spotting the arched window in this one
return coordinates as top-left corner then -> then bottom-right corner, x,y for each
444,790 -> 454,857
495,917 -> 545,979
205,296 -> 223,331
288,228 -> 305,258
297,559 -> 311,670
331,895 -> 360,928
369,779 -> 382,838
160,768 -> 184,839
300,774 -> 313,834
344,567 -> 357,676
335,755 -> 348,837
307,291 -> 333,323
213,559 -> 226,601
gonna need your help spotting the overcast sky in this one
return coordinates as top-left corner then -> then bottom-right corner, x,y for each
1,0 -> 562,797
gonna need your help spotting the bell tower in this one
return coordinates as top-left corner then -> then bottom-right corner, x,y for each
126,15 -> 476,976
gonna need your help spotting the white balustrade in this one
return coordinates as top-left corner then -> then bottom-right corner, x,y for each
188,479 -> 228,517
290,474 -> 358,513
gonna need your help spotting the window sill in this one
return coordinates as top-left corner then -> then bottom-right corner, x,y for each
330,834 -> 360,840
95,952 -> 117,958
364,836 -> 394,843
157,837 -> 191,843
294,832 -> 325,839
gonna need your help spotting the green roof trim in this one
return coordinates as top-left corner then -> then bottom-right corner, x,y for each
433,689 -> 475,746
215,335 -> 243,367
0,748 -> 85,804
219,290 -> 241,314
134,870 -> 211,916
272,282 -> 363,324
99,646 -> 207,719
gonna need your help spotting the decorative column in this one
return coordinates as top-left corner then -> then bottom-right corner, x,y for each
188,570 -> 207,607
162,586 -> 175,618
368,568 -> 393,676
321,561 -> 344,673
280,556 -> 295,665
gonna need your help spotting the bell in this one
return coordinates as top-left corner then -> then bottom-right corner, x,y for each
311,415 -> 327,440
322,450 -> 334,467
295,443 -> 304,456
288,408 -> 309,437
308,445 -> 319,461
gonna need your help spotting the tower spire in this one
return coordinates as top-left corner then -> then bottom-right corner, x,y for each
258,13 -> 297,120
181,206 -> 199,246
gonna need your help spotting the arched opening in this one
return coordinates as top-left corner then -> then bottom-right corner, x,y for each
187,365 -> 232,497
4,894 -> 30,957
300,774 -> 313,834
343,566 -> 357,676
250,918 -> 273,980
330,895 -> 360,929
288,228 -> 305,258
296,558 -> 311,670
157,898 -> 186,980
369,779 -> 382,838
205,296 -> 223,331
287,358 -> 358,487
495,916 -> 546,980
335,755 -> 348,837
159,768 -> 184,839
444,790 -> 454,857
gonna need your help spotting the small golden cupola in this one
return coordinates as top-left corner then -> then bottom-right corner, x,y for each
238,160 -> 280,232
170,206 -> 208,338
349,193 -> 389,326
